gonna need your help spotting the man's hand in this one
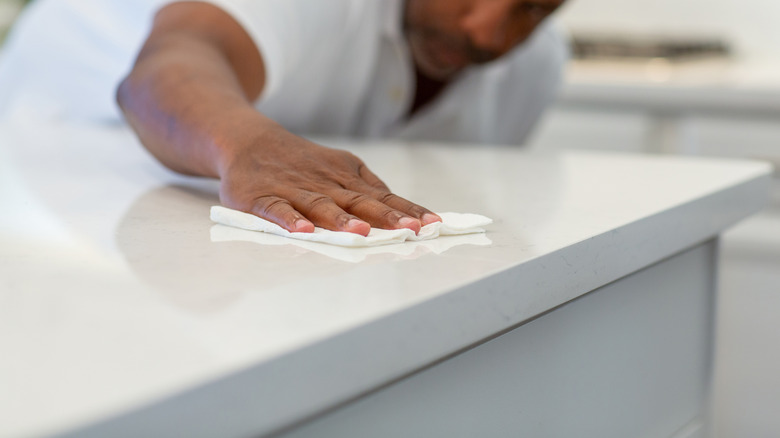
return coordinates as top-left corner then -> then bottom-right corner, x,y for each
117,2 -> 439,236
218,121 -> 441,236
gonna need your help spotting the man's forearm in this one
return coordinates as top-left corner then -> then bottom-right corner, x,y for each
117,33 -> 269,178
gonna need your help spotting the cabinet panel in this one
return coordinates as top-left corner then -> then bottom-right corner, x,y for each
280,241 -> 717,438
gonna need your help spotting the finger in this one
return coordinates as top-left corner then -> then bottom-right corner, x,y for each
290,190 -> 371,236
356,167 -> 442,225
250,195 -> 315,233
374,191 -> 442,226
329,189 -> 422,233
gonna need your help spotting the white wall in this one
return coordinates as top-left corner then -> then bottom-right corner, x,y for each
556,0 -> 780,60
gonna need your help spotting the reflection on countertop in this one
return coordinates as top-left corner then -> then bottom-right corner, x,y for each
116,184 -> 493,314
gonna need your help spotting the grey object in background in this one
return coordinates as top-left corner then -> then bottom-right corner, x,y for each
571,33 -> 731,62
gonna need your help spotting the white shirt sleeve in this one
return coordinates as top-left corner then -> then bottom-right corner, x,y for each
199,0 -> 360,101
0,0 -> 362,121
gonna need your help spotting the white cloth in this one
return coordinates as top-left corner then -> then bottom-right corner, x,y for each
210,206 -> 492,248
0,0 -> 568,145
210,224 -> 492,263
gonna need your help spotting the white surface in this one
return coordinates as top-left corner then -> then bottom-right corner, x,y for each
0,120 -> 771,437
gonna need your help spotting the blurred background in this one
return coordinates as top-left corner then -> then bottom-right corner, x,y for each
1,0 -> 778,437
531,3 -> 780,436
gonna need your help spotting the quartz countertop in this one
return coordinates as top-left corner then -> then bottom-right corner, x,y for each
0,120 -> 771,437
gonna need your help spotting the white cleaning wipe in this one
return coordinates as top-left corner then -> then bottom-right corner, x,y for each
210,225 -> 493,263
210,206 -> 492,248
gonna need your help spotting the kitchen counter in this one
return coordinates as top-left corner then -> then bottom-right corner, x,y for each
561,58 -> 780,116
551,58 -> 780,155
0,119 -> 771,438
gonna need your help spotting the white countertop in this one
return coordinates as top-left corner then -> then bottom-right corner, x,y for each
0,119 -> 771,437
560,58 -> 780,116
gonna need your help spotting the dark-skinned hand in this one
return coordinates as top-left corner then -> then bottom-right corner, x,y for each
218,127 -> 441,236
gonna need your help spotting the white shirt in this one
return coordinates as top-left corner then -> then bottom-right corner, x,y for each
0,0 -> 568,145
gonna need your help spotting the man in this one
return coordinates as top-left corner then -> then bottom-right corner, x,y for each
2,0 -> 567,235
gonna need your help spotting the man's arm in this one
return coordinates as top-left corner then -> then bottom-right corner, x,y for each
117,2 -> 439,235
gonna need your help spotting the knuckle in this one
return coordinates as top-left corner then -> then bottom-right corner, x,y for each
405,204 -> 427,216
379,208 -> 402,222
305,194 -> 334,210
253,196 -> 288,216
340,150 -> 362,163
377,192 -> 426,217
378,192 -> 399,205
337,213 -> 358,227
364,173 -> 387,188
340,191 -> 372,211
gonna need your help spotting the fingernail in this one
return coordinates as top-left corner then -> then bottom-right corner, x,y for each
293,219 -> 314,233
347,219 -> 366,228
346,219 -> 371,236
422,213 -> 442,225
398,217 -> 421,232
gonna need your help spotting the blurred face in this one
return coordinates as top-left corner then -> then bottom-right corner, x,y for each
404,0 -> 565,80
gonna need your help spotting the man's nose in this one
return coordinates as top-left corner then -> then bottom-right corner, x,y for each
460,1 -> 514,54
